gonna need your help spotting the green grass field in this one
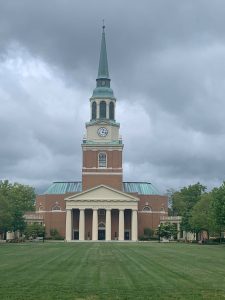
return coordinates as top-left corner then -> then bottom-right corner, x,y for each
0,242 -> 225,300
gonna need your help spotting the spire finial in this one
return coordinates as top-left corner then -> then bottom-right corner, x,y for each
102,19 -> 105,31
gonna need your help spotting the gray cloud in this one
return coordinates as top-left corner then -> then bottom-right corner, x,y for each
0,0 -> 225,193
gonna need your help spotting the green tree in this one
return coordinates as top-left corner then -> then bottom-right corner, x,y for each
212,182 -> 225,242
157,223 -> 178,240
0,180 -> 35,236
166,188 -> 176,216
190,193 -> 216,239
171,183 -> 206,238
171,183 -> 206,214
24,224 -> 45,239
0,195 -> 12,237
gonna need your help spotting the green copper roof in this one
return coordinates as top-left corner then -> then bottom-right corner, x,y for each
98,26 -> 109,79
92,86 -> 114,98
123,182 -> 160,195
44,182 -> 82,194
43,181 -> 160,195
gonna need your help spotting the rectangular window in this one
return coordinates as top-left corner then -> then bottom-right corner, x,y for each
98,153 -> 107,168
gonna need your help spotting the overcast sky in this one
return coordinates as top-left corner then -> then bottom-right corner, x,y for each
0,0 -> 225,194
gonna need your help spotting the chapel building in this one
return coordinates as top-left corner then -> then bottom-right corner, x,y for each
36,26 -> 168,241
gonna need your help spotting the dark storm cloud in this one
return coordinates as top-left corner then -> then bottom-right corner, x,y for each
0,0 -> 225,192
1,1 -> 225,83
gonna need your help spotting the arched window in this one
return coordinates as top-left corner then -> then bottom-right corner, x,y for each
160,207 -> 165,213
52,205 -> 61,211
98,222 -> 105,229
143,206 -> 152,212
98,152 -> 107,168
39,204 -> 44,211
92,101 -> 97,120
109,102 -> 115,120
100,101 -> 106,118
52,202 -> 61,211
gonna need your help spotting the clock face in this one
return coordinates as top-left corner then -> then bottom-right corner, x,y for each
97,127 -> 108,137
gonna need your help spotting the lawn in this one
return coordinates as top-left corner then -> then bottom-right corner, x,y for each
0,242 -> 225,300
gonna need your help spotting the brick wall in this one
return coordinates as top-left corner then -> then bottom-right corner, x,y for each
83,150 -> 122,169
82,174 -> 123,191
36,193 -> 168,239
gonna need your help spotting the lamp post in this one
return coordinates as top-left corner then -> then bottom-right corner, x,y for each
158,224 -> 161,243
43,223 -> 46,243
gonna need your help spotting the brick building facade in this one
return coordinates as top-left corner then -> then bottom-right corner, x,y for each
35,26 -> 168,241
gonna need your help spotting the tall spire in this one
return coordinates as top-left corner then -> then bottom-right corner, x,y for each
91,24 -> 115,99
97,23 -> 109,79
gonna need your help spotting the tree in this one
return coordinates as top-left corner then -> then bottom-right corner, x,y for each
157,223 -> 178,240
24,224 -> 45,239
0,180 -> 35,236
0,195 -> 12,237
171,183 -> 206,238
166,188 -> 176,216
171,183 -> 206,214
212,182 -> 225,242
190,193 -> 216,239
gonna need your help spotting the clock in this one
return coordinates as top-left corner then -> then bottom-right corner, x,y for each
97,127 -> 108,137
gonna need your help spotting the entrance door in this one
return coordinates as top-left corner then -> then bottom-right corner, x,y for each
98,222 -> 105,240
74,230 -> 79,240
98,230 -> 105,240
125,231 -> 130,240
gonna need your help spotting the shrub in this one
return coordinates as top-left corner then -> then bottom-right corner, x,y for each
157,223 -> 178,240
212,237 -> 225,243
204,239 -> 219,245
24,224 -> 45,239
149,237 -> 158,241
144,228 -> 154,238
50,228 -> 63,240
139,235 -> 149,241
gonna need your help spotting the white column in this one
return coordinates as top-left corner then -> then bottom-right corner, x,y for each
106,102 -> 109,119
97,102 -> 100,119
119,209 -> 124,241
177,222 -> 180,240
90,102 -> 92,120
92,209 -> 98,241
66,209 -> 72,241
106,209 -> 111,241
79,209 -> 85,241
131,209 -> 138,241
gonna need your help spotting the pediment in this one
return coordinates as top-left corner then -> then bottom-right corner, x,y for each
65,185 -> 139,203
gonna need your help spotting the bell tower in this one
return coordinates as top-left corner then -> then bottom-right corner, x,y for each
82,26 -> 123,191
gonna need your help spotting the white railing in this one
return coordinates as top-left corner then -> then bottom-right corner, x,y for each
24,214 -> 43,220
160,216 -> 182,221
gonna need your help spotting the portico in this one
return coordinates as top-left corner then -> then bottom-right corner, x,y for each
65,185 -> 139,241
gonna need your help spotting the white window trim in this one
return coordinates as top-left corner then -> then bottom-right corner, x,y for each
98,222 -> 105,229
98,152 -> 107,168
39,205 -> 44,211
52,205 -> 61,212
142,206 -> 152,213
